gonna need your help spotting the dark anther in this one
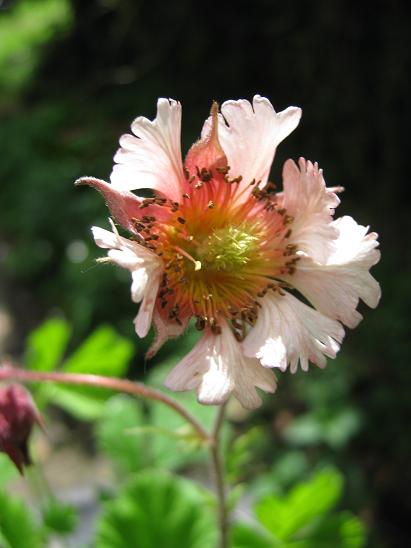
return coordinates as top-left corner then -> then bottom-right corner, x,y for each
234,330 -> 244,342
199,168 -> 212,182
195,317 -> 206,331
211,323 -> 222,335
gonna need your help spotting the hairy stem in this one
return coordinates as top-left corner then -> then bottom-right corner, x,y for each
0,364 -> 209,442
210,401 -> 229,548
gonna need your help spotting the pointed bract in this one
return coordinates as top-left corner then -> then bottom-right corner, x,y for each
185,102 -> 228,178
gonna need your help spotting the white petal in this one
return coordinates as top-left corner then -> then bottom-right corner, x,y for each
91,225 -> 119,249
284,216 -> 381,328
92,224 -> 162,337
110,99 -> 185,201
164,323 -> 276,409
243,292 -> 345,373
92,224 -> 159,270
282,158 -> 340,262
203,96 -> 301,204
145,309 -> 188,359
133,270 -> 162,338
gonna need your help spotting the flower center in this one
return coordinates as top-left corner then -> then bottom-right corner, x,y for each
132,176 -> 299,338
197,225 -> 259,272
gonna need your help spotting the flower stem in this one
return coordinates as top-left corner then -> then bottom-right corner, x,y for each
0,363 -> 231,544
0,364 -> 209,442
210,401 -> 229,548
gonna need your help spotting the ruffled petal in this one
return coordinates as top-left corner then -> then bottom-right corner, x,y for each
164,323 -> 276,409
281,158 -> 340,262
133,269 -> 162,337
92,223 -> 162,337
110,99 -> 185,201
243,292 -> 345,373
145,308 -> 188,360
204,96 -> 301,204
283,216 -> 381,328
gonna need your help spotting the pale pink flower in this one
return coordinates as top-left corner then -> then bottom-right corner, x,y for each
77,96 -> 381,409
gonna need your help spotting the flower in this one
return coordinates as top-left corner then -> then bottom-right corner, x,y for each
0,384 -> 42,473
77,96 -> 381,409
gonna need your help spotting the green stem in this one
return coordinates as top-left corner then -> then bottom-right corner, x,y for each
0,364 -> 209,443
210,401 -> 229,548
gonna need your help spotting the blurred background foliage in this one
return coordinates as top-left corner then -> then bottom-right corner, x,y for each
0,0 -> 410,546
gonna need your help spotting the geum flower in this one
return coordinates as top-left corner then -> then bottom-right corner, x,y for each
77,96 -> 380,409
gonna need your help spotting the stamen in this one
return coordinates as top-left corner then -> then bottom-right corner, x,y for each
174,246 -> 202,271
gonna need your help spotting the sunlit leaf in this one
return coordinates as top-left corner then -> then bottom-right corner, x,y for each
24,317 -> 71,372
226,426 -> 266,483
231,522 -> 274,548
96,395 -> 147,476
0,0 -> 73,95
0,492 -> 43,548
283,512 -> 366,548
255,469 -> 343,541
40,383 -> 110,421
0,454 -> 19,485
144,360 -> 218,470
95,470 -> 218,548
42,498 -> 78,535
62,325 -> 133,377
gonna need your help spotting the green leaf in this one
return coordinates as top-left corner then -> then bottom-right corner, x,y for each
255,469 -> 343,541
148,392 -> 216,469
96,395 -> 147,476
250,451 -> 309,501
40,383 -> 110,421
24,317 -> 71,372
283,415 -> 323,446
0,0 -> 73,95
95,470 -> 218,548
42,499 -> 78,535
62,325 -> 133,377
144,361 -> 219,470
283,408 -> 362,449
283,512 -> 366,548
0,491 -> 43,548
226,426 -> 266,483
31,325 -> 134,420
0,454 -> 19,485
231,522 -> 275,548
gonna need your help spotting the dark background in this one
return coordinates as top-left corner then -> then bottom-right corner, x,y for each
0,0 -> 410,546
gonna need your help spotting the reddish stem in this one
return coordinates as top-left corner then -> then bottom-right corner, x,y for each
0,365 -> 209,442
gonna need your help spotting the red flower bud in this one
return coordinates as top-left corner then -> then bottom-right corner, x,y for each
0,384 -> 42,474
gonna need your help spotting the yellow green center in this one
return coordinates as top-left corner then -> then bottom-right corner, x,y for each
198,225 -> 260,271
